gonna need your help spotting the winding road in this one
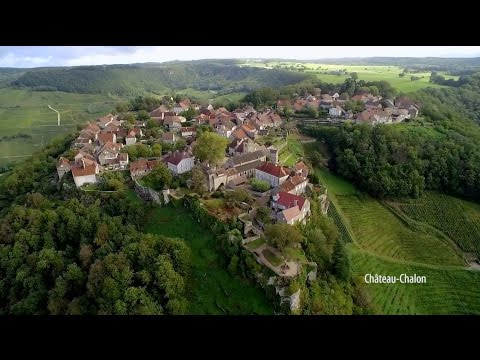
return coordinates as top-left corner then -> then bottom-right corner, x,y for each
48,105 -> 60,126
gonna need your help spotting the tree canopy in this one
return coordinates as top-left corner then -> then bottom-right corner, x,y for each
193,132 -> 229,166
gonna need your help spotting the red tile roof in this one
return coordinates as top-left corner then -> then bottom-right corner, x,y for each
97,132 -> 115,144
280,175 -> 307,193
279,179 -> 295,193
130,159 -> 148,173
162,132 -> 175,141
57,157 -> 70,166
71,163 -> 97,177
256,162 -> 289,178
103,123 -> 119,133
242,123 -> 256,132
150,105 -> 169,117
85,123 -> 101,134
232,128 -> 248,140
274,192 -> 306,210
294,161 -> 308,172
98,114 -> 114,125
147,160 -> 160,169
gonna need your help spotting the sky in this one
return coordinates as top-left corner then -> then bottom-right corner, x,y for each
0,46 -> 480,68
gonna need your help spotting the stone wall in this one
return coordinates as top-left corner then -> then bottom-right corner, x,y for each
134,179 -> 162,205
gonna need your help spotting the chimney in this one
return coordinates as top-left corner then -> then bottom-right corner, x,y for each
294,199 -> 298,207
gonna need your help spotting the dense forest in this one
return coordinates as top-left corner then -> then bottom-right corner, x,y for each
303,72 -> 480,201
0,135 -> 191,314
10,61 -> 312,96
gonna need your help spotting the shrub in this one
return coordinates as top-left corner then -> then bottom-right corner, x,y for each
250,178 -> 270,192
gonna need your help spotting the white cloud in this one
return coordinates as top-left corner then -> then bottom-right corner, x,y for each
0,52 -> 52,67
3,46 -> 480,68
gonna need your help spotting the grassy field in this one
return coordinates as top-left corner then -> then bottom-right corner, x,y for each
349,246 -> 480,314
314,167 -> 357,196
392,192 -> 480,258
242,60 -> 457,93
143,204 -> 274,315
160,88 -> 246,106
278,132 -> 304,166
0,88 -> 123,166
246,237 -> 266,250
263,249 -> 282,266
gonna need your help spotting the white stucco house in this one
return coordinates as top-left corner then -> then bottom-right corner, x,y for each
164,151 -> 195,175
254,162 -> 289,188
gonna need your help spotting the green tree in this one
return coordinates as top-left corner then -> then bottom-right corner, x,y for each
146,119 -> 158,129
148,163 -> 173,191
255,206 -> 272,225
344,100 -> 365,113
306,105 -> 318,119
115,102 -> 130,113
250,178 -> 270,192
332,240 -> 351,281
137,110 -> 150,121
193,132 -> 229,166
180,108 -> 199,121
225,188 -> 253,208
174,138 -> 187,151
124,113 -> 136,125
264,223 -> 303,251
191,165 -> 206,195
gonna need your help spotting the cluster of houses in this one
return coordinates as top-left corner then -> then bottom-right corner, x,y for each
149,101 -> 283,145
57,114 -> 140,187
264,161 -> 311,225
129,149 -> 195,179
205,148 -> 311,225
55,98 -> 313,226
277,92 -> 420,125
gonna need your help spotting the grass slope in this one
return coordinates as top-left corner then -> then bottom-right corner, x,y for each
143,204 -> 274,315
394,192 -> 480,257
279,133 -> 304,166
337,193 -> 463,266
314,168 -> 480,314
350,246 -> 480,314
0,88 -> 122,166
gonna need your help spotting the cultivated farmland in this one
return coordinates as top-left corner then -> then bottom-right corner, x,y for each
393,192 -> 480,258
0,89 -> 122,166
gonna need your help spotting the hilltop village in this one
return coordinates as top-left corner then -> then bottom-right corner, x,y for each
54,91 -> 420,312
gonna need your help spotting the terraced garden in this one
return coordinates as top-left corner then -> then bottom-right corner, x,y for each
336,193 -> 464,266
350,247 -> 480,314
393,192 -> 480,257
